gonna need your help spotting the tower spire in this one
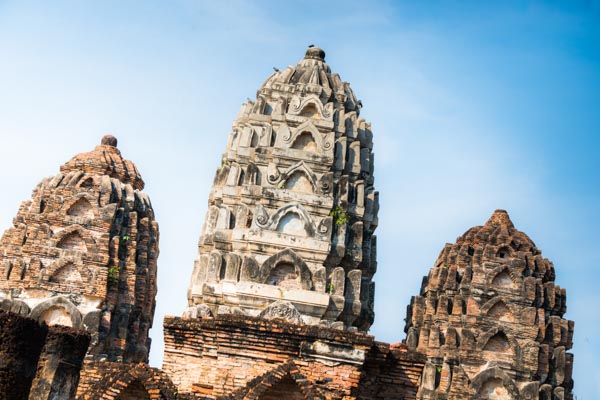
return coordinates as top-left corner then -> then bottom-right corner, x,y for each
185,49 -> 378,331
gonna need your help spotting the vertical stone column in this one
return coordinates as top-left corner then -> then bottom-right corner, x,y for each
28,325 -> 90,400
0,311 -> 48,399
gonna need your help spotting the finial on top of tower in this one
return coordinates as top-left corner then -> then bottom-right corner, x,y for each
485,209 -> 515,228
305,45 -> 325,61
101,134 -> 118,147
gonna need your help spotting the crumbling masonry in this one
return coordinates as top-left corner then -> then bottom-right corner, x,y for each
0,135 -> 158,364
0,47 -> 574,400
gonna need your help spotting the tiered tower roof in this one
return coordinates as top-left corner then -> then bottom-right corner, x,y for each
405,210 -> 574,399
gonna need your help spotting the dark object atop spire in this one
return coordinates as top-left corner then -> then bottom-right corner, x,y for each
305,46 -> 325,61
101,135 -> 118,147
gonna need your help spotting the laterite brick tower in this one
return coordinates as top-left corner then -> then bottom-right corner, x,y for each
185,46 -> 378,330
0,135 -> 159,363
405,210 -> 575,399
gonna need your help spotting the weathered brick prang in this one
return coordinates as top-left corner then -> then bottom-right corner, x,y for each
405,210 -> 574,399
0,135 -> 159,363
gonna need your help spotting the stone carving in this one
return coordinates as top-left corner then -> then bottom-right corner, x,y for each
258,300 -> 304,324
405,210 -> 574,399
182,304 -> 213,319
240,255 -> 260,282
0,135 -> 159,363
187,47 -> 378,330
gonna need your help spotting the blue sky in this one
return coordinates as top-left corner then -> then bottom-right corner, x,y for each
0,1 -> 598,397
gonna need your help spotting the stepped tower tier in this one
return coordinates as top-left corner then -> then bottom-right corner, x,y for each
185,47 -> 379,331
0,136 -> 159,363
404,210 -> 574,399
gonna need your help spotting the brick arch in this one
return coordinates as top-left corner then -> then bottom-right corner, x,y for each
285,120 -> 328,152
51,225 -> 97,253
487,266 -> 521,290
83,363 -> 179,400
292,132 -> 318,152
283,170 -> 315,194
278,161 -> 318,192
289,95 -> 327,120
44,256 -> 92,285
64,193 -> 98,218
30,296 -> 82,329
271,203 -> 316,237
495,245 -> 513,259
222,360 -> 325,400
470,367 -> 520,399
478,328 -> 520,358
480,297 -> 516,323
259,249 -> 313,290
254,203 -> 317,238
78,176 -> 95,188
117,379 -> 151,400
299,102 -> 320,119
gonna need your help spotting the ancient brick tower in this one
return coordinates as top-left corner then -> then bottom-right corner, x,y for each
404,210 -> 574,399
0,135 -> 159,363
185,46 -> 378,331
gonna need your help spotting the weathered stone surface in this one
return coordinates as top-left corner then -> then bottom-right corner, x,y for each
0,136 -> 159,363
187,47 -> 379,330
257,300 -> 304,324
404,210 -> 575,400
28,324 -> 91,400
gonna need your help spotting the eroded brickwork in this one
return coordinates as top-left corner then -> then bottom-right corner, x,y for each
358,342 -> 426,400
77,361 -> 181,400
29,324 -> 91,400
0,135 -> 159,363
404,210 -> 574,399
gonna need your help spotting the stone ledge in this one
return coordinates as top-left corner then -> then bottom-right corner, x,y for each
164,314 -> 374,347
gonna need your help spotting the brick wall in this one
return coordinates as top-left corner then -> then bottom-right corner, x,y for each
163,315 -> 424,399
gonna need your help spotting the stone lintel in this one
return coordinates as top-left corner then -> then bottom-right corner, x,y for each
299,340 -> 366,365
201,281 -> 330,319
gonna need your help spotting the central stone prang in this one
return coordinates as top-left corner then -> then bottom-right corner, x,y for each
184,47 -> 379,331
